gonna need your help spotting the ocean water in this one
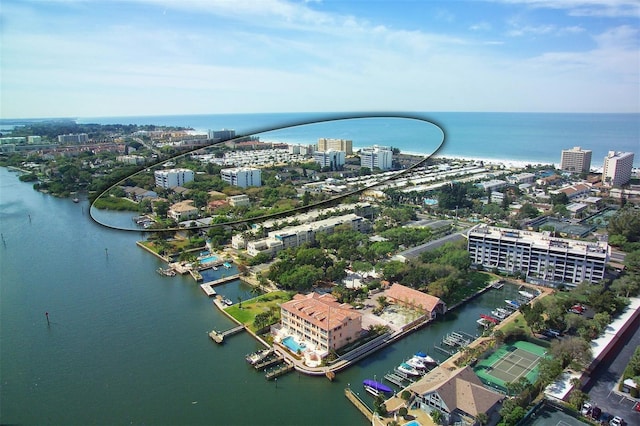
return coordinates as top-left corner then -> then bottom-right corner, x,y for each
78,112 -> 640,167
1,166 -> 528,425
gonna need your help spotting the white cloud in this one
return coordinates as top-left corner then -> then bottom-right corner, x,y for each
470,22 -> 493,31
492,0 -> 640,18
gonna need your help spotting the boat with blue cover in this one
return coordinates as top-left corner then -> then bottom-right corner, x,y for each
362,379 -> 393,394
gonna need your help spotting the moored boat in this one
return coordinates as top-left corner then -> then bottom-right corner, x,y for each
414,351 -> 437,365
397,362 -> 421,376
519,290 -> 535,299
505,299 -> 520,308
406,356 -> 427,370
362,379 -> 393,394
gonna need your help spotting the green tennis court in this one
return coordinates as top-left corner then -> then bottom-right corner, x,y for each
474,341 -> 547,393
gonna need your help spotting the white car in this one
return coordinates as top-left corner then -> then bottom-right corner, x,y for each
580,402 -> 592,416
610,416 -> 624,426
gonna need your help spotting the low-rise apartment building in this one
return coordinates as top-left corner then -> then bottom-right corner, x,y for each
467,225 -> 609,286
246,213 -> 369,257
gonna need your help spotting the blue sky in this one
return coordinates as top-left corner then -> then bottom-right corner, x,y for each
1,0 -> 639,118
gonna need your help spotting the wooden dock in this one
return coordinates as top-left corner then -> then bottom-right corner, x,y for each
265,362 -> 293,380
208,325 -> 245,344
384,372 -> 407,387
202,274 -> 240,288
200,283 -> 217,296
254,355 -> 284,371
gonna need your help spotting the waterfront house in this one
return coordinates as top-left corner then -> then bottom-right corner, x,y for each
392,365 -> 503,426
384,283 -> 446,320
279,293 -> 362,358
168,200 -> 198,222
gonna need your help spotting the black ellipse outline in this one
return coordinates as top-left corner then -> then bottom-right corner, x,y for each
89,112 -> 446,232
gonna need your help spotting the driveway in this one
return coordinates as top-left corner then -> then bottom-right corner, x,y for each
583,313 -> 640,426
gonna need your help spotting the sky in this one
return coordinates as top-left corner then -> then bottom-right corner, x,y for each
1,0 -> 639,118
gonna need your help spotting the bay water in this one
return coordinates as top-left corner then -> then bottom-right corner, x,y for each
1,165 -> 527,425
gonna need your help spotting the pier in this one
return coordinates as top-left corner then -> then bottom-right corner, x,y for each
199,283 -> 217,297
202,274 -> 240,288
208,325 -> 245,344
344,388 -> 374,420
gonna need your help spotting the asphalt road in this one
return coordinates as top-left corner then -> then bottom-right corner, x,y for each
583,312 -> 640,426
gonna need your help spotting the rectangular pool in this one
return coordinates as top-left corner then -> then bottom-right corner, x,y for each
200,255 -> 218,264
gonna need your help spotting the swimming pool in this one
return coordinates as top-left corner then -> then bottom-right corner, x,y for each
200,255 -> 218,264
403,420 -> 421,426
282,336 -> 306,353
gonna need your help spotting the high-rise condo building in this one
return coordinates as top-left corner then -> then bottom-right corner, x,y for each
220,167 -> 262,188
317,138 -> 353,155
360,145 -> 393,170
467,225 -> 609,286
602,151 -> 634,186
560,146 -> 592,173
154,168 -> 195,189
313,150 -> 345,170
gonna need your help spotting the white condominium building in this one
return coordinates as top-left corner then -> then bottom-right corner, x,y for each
603,151 -> 634,187
360,145 -> 393,170
247,213 -> 369,257
154,168 -> 195,189
560,146 -> 592,173
467,225 -> 609,286
317,138 -> 353,155
220,167 -> 262,188
313,150 -> 345,170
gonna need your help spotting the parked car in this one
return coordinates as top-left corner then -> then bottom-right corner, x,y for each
591,406 -> 602,420
581,402 -> 593,416
599,413 -> 612,425
610,416 -> 624,426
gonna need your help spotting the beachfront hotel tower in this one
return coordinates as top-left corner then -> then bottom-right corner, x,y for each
467,225 -> 609,286
317,138 -> 353,155
560,146 -> 592,173
279,293 -> 362,357
602,151 -> 635,187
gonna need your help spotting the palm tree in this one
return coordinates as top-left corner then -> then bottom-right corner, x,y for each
476,412 -> 488,425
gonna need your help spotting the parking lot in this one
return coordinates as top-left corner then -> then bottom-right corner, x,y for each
582,313 -> 640,426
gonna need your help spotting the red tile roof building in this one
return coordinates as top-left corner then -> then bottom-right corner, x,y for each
280,293 -> 362,357
385,283 -> 447,320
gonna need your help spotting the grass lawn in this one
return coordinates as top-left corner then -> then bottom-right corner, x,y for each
499,311 -> 533,336
225,291 -> 293,332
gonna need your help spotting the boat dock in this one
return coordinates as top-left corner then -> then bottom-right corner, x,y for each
199,283 -> 217,296
441,331 -> 472,348
265,361 -> 294,380
208,325 -> 245,344
254,354 -> 284,371
202,274 -> 240,288
384,372 -> 408,387
434,345 -> 457,356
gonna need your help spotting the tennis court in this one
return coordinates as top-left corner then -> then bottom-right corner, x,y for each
474,341 -> 547,393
